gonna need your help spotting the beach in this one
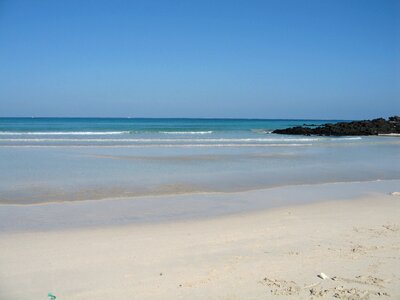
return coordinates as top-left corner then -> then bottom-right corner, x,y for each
1,0 -> 398,298
0,118 -> 399,299
0,181 -> 399,300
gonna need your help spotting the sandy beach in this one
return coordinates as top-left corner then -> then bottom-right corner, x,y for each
1,0 -> 399,298
1,183 -> 399,299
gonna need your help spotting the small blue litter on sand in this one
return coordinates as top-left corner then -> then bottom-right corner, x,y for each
48,293 -> 56,300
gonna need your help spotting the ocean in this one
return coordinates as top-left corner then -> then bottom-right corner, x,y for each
0,118 -> 399,204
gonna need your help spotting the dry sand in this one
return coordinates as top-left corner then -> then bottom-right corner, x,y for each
0,192 -> 399,299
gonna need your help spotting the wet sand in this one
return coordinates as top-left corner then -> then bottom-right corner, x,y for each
0,182 -> 399,299
1,180 -> 400,232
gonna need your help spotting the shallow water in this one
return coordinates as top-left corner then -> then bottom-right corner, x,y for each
0,118 -> 399,204
1,180 -> 399,232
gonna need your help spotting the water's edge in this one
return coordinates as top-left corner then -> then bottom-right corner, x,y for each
1,179 -> 399,233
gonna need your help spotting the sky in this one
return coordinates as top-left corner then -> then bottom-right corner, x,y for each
0,0 -> 399,119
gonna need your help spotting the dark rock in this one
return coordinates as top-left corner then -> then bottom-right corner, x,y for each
389,116 -> 400,122
273,116 -> 400,136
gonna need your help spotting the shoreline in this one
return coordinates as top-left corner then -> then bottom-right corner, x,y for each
1,177 -> 400,207
0,190 -> 399,299
1,179 -> 400,233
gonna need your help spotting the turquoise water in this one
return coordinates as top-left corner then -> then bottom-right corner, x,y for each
0,118 -> 399,204
0,117 -> 341,147
0,118 -> 335,134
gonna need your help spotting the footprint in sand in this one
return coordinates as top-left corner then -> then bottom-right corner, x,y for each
382,224 -> 400,232
261,277 -> 300,296
261,274 -> 390,298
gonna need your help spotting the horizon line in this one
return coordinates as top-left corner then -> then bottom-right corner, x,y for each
0,116 -> 356,121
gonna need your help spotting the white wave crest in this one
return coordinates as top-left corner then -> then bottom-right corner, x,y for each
0,138 -> 320,142
0,131 -> 129,135
0,143 -> 313,148
0,137 -> 365,144
159,131 -> 213,135
333,137 -> 362,140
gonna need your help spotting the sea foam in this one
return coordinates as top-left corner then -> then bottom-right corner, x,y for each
0,131 -> 129,135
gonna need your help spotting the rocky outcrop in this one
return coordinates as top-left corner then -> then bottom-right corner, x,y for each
273,116 -> 400,136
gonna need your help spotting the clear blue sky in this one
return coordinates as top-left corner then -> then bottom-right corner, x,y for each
0,0 -> 398,119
